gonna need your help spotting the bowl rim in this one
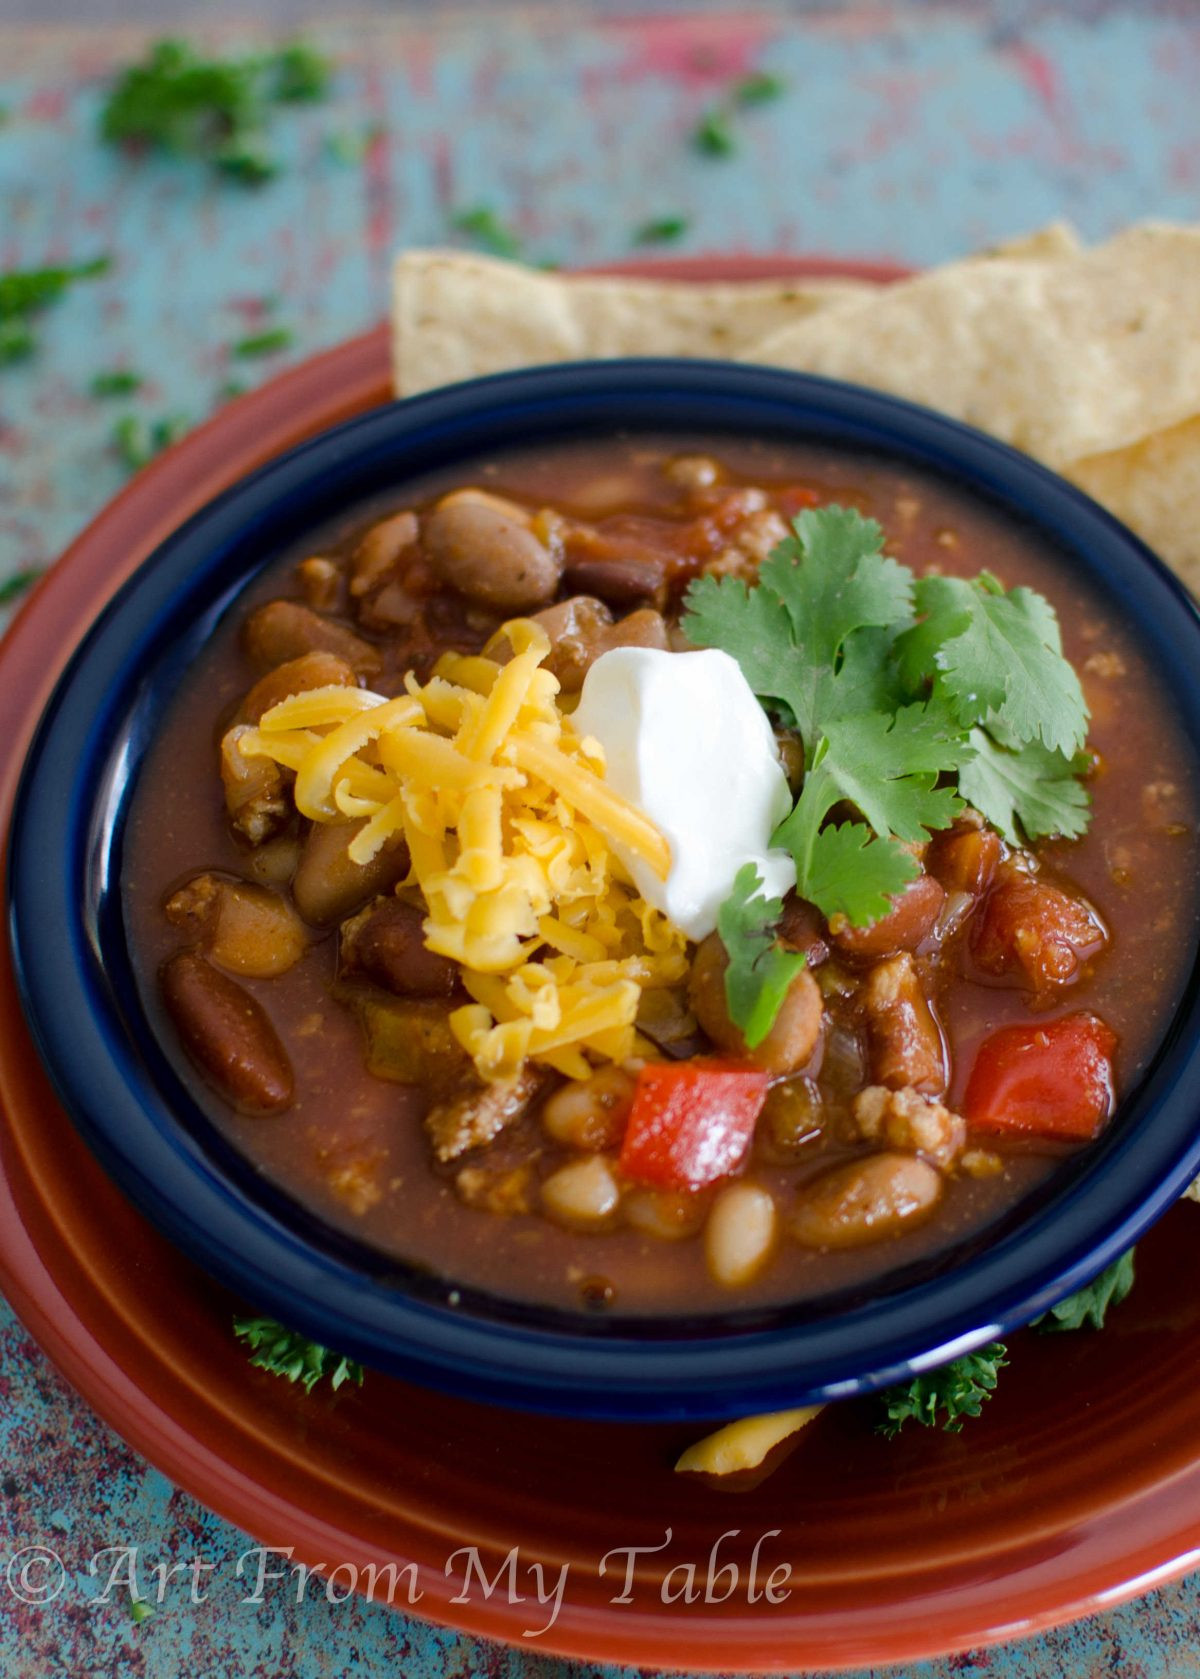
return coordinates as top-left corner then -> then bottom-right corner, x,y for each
9,355 -> 1200,1421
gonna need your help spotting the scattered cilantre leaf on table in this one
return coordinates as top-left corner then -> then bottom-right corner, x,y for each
232,326 -> 294,358
99,38 -> 333,185
111,412 -> 191,472
0,256 -> 111,364
733,71 -> 788,106
450,206 -> 524,260
718,864 -> 807,1047
90,369 -> 143,397
0,569 -> 41,607
1032,1247 -> 1136,1333
877,1342 -> 1009,1436
633,215 -> 690,246
232,1314 -> 364,1394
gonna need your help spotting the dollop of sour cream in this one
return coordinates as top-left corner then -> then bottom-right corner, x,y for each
571,647 -> 796,940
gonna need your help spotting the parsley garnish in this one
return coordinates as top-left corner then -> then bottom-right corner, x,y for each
685,504 -> 1091,948
877,1342 -> 1008,1436
718,864 -> 807,1046
0,257 -> 110,364
90,369 -> 142,397
100,39 -> 332,184
233,1314 -> 364,1394
111,412 -> 191,472
233,326 -> 294,358
451,206 -> 523,260
634,215 -> 690,246
1033,1248 -> 1136,1333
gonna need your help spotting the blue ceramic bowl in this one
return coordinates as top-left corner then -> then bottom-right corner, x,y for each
10,360 -> 1200,1421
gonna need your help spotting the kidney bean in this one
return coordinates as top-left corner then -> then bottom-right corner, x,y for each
292,821 -> 409,927
777,892 -> 829,965
165,874 -> 308,978
829,871 -> 945,959
241,651 -> 357,724
160,950 -> 293,1114
339,896 -> 457,998
861,953 -> 947,1095
423,489 -> 561,610
791,1152 -> 942,1249
243,600 -> 381,679
689,931 -> 823,1074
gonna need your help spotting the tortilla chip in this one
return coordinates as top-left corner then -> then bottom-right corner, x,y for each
982,222 -> 1082,261
742,224 -> 1200,467
1067,415 -> 1200,594
391,249 -> 873,396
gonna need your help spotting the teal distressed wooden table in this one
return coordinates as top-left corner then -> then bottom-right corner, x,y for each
4,6 -> 1200,1674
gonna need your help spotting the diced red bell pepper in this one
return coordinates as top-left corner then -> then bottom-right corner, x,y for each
618,1061 -> 770,1190
963,1013 -> 1117,1141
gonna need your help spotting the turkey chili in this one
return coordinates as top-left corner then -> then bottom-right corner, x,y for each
123,435 -> 1200,1314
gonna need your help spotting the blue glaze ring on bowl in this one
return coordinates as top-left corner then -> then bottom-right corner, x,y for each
9,360 -> 1200,1421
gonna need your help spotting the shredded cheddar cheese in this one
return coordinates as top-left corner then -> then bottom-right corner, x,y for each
240,620 -> 688,1082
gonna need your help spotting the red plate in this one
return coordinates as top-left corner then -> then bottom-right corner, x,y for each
3,260 -> 1200,1672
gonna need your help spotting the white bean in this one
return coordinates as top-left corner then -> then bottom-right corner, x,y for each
540,1155 -> 621,1231
541,1067 -> 634,1151
623,1186 -> 707,1242
704,1182 -> 778,1288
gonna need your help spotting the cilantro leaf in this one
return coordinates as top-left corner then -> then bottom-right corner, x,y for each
773,704 -> 968,920
717,864 -> 807,1048
0,257 -> 110,362
684,506 -> 913,760
0,569 -> 41,606
233,1314 -> 364,1393
734,71 -> 787,106
958,725 -> 1091,845
451,206 -> 523,260
90,369 -> 142,397
877,1342 -> 1008,1437
633,215 -> 690,246
797,822 -> 919,927
233,326 -> 294,357
1032,1249 -> 1136,1334
693,109 -> 736,156
899,572 -> 1088,757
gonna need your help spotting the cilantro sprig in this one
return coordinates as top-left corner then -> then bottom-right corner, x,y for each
717,864 -> 807,1048
0,257 -> 110,364
233,1314 -> 364,1394
687,504 -> 1092,1042
1032,1248 -> 1136,1333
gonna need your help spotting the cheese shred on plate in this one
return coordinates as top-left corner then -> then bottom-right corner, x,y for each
239,619 -> 686,1083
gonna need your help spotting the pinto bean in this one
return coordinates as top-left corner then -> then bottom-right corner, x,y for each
927,823 -> 1002,897
623,1185 -> 709,1241
971,870 -> 1108,993
292,820 -> 409,927
861,954 -> 947,1095
506,598 -> 671,691
160,950 -> 293,1113
422,489 -> 561,610
295,556 -> 342,613
562,553 -> 668,608
241,651 -> 357,724
829,872 -> 945,959
220,725 -> 290,845
164,874 -> 308,978
350,510 -> 419,596
689,931 -> 823,1074
791,1153 -> 942,1249
243,600 -> 381,679
777,892 -> 829,965
339,896 -> 457,998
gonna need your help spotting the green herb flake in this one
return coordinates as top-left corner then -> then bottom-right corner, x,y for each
0,257 -> 110,362
0,569 -> 41,606
112,412 -> 190,472
633,215 -> 690,246
325,123 -> 383,166
99,38 -> 332,185
450,206 -> 523,261
130,1599 -> 155,1625
233,326 -> 294,358
734,71 -> 787,106
217,378 -> 249,402
717,863 -> 807,1048
233,1313 -> 365,1394
878,1343 -> 1008,1437
90,369 -> 143,398
1033,1248 -> 1136,1334
693,109 -> 736,157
